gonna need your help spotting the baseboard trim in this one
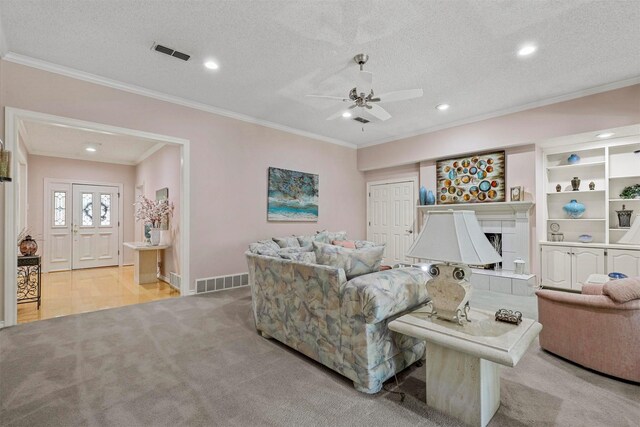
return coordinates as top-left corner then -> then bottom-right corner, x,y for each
0,321 -> 5,329
158,274 -> 180,291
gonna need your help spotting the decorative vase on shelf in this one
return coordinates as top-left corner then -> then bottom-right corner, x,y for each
567,154 -> 580,164
563,199 -> 586,219
19,235 -> 38,256
589,181 -> 595,190
616,205 -> 633,228
419,186 -> 427,205
555,184 -> 562,192
426,190 -> 436,205
150,228 -> 161,246
571,176 -> 581,191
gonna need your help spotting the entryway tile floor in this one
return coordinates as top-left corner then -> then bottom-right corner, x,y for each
17,266 -> 179,324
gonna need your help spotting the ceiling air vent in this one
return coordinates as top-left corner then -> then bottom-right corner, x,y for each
152,42 -> 191,61
353,117 -> 370,124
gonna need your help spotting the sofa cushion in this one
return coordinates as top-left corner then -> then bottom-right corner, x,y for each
297,235 -> 316,247
248,242 -> 280,257
603,277 -> 640,303
354,240 -> 382,249
273,236 -> 301,248
313,242 -> 384,279
279,251 -> 317,264
315,230 -> 347,244
332,240 -> 356,249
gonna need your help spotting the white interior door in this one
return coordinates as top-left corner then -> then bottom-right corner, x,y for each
72,184 -> 119,269
368,180 -> 416,264
46,182 -> 73,272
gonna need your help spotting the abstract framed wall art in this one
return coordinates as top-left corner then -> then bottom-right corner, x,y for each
436,151 -> 505,204
267,167 -> 319,221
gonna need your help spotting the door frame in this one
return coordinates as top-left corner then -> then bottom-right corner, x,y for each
43,178 -> 124,272
4,107 -> 191,327
366,176 -> 419,245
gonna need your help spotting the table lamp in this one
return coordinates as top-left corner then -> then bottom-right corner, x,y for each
406,210 -> 502,324
619,214 -> 640,244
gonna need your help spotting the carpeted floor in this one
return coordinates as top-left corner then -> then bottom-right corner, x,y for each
1,288 -> 638,426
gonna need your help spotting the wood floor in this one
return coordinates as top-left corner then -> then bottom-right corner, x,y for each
17,265 -> 180,324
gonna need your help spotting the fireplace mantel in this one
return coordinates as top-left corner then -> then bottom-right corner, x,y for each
417,201 -> 534,220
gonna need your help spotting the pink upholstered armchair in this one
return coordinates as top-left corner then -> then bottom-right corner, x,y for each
536,282 -> 640,383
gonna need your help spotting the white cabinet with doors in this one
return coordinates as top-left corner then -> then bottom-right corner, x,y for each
540,244 -> 605,291
607,249 -> 640,278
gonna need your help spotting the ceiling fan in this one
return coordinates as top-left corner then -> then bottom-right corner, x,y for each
307,54 -> 423,122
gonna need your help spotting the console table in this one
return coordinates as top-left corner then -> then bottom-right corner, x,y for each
17,255 -> 41,309
124,242 -> 169,285
389,308 -> 541,427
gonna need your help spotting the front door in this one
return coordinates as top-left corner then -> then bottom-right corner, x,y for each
72,184 -> 119,269
368,180 -> 416,264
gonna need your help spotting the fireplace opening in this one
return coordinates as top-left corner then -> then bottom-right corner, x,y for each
479,233 -> 502,270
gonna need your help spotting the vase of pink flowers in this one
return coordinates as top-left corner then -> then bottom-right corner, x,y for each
134,195 -> 174,246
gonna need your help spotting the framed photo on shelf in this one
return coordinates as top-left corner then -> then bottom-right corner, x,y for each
510,186 -> 523,201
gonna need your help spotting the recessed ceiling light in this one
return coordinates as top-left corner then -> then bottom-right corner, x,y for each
435,104 -> 450,111
596,132 -> 615,139
517,44 -> 537,57
342,111 -> 352,118
85,146 -> 97,152
204,60 -> 219,70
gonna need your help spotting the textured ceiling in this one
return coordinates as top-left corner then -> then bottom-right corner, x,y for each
21,120 -> 165,165
1,0 -> 639,147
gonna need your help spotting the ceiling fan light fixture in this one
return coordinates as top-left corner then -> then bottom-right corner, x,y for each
436,103 -> 450,111
342,111 -> 352,118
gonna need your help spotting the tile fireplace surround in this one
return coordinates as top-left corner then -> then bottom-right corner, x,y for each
418,202 -> 535,296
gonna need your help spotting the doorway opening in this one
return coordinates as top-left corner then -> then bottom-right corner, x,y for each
4,108 -> 191,326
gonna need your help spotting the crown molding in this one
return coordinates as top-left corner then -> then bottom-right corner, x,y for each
136,142 -> 167,164
358,76 -> 640,149
1,52 -> 357,149
28,150 -> 138,166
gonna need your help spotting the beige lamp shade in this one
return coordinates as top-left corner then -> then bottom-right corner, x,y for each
407,210 -> 502,265
619,214 -> 640,244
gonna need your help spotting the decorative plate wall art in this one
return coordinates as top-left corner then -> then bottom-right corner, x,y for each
268,167 -> 319,221
436,151 -> 506,204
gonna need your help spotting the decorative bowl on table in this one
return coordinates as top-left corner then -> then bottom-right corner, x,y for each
608,272 -> 628,280
578,234 -> 593,243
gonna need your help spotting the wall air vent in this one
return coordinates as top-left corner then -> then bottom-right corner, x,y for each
353,117 -> 370,124
152,42 -> 191,61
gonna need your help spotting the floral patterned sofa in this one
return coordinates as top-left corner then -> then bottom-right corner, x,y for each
245,232 -> 430,393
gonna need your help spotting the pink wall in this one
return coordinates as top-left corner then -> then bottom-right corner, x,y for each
0,60 -> 366,320
26,155 -> 137,264
358,84 -> 640,171
135,144 -> 181,276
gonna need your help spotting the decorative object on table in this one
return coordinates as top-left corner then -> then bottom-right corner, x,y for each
134,195 -> 174,246
608,272 -> 628,279
616,204 -> 633,228
435,151 -> 505,204
419,186 -> 427,205
426,189 -> 436,205
495,308 -> 523,325
619,214 -> 640,244
406,210 -> 502,325
510,186 -> 523,201
571,176 -> 581,191
563,199 -> 586,219
267,167 -> 318,221
144,224 -> 151,244
513,258 -> 525,275
567,153 -> 580,165
578,234 -> 593,243
18,235 -> 38,256
620,184 -> 640,199
555,184 -> 562,192
589,181 -> 595,190
0,138 -> 12,182
155,187 -> 170,230
549,222 -> 564,241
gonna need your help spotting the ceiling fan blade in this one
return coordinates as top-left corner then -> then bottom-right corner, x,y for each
356,70 -> 373,95
307,94 -> 351,102
372,88 -> 423,103
366,104 -> 391,121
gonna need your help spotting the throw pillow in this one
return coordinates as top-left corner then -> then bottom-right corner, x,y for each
273,236 -> 301,248
297,235 -> 316,247
257,239 -> 280,252
248,242 -> 280,257
313,241 -> 384,279
354,240 -> 381,249
315,230 -> 347,244
279,251 -> 317,264
332,240 -> 356,249
603,277 -> 640,303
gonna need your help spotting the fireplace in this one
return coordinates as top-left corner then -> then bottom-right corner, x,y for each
478,233 -> 502,270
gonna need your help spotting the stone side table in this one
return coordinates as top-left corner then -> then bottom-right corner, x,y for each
124,242 -> 169,285
389,308 -> 541,427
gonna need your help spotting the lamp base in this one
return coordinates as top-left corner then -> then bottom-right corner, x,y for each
425,263 -> 472,325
